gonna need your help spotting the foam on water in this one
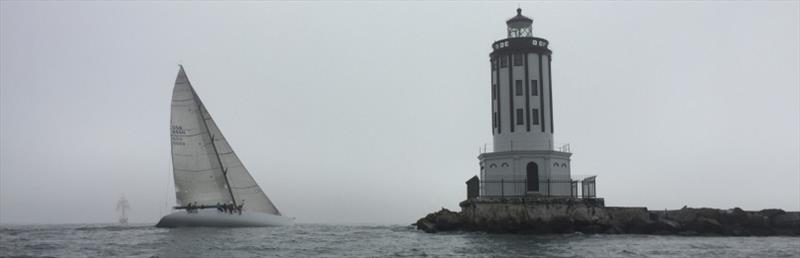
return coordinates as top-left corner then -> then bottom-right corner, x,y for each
1,224 -> 798,257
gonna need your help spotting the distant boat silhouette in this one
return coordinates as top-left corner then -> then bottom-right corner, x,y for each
116,195 -> 129,224
156,66 -> 293,228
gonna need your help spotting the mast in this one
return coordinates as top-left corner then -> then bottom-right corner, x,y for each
186,72 -> 238,207
116,196 -> 130,223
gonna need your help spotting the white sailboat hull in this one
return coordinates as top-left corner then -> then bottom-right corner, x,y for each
155,209 -> 294,228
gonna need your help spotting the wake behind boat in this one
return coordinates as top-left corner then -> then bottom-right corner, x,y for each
156,66 -> 293,228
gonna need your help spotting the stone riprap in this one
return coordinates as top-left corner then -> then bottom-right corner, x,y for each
414,198 -> 800,236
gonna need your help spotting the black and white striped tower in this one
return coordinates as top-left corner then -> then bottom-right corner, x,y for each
490,8 -> 554,151
479,8 -> 572,197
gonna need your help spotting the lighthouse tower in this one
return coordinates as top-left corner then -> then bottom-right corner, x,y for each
478,8 -> 573,197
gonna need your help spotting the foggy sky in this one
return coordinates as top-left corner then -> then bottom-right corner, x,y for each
1,2 -> 798,225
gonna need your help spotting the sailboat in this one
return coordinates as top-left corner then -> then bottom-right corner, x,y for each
116,195 -> 129,224
156,66 -> 293,227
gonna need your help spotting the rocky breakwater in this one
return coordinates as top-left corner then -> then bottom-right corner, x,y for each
415,198 -> 800,236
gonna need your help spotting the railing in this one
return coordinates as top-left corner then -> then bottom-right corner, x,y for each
466,176 -> 596,199
479,142 -> 571,154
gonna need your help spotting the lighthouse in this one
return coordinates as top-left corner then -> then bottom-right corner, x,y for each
476,8 -> 589,198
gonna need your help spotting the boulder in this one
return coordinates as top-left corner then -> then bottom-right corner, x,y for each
414,208 -> 464,233
664,207 -> 696,225
416,220 -> 437,233
547,216 -> 576,233
579,224 -> 605,234
718,207 -> 748,225
604,226 -> 624,234
433,210 -> 464,231
623,215 -> 652,234
647,218 -> 681,234
685,217 -> 723,235
772,212 -> 800,235
772,212 -> 800,227
416,201 -> 799,236
759,208 -> 786,218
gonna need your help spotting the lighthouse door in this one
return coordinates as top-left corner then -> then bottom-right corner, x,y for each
526,162 -> 539,192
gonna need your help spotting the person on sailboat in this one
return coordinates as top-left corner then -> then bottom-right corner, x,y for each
236,200 -> 245,215
189,202 -> 198,213
216,202 -> 223,213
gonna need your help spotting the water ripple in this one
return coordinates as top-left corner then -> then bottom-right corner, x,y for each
1,224 -> 798,257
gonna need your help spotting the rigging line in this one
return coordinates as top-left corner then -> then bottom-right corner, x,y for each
192,87 -> 237,207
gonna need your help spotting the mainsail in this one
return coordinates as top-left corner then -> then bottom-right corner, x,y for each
170,66 -> 281,215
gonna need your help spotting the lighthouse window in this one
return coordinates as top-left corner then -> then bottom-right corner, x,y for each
491,59 -> 497,70
515,80 -> 523,96
516,109 -> 524,125
531,80 -> 539,96
500,56 -> 508,68
493,112 -> 497,128
492,84 -> 497,99
532,109 -> 540,125
513,54 -> 523,66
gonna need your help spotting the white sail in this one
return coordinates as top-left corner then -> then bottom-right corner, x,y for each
202,109 -> 282,215
171,67 -> 233,207
170,66 -> 280,215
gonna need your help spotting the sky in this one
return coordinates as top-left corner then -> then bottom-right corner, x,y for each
1,2 -> 798,225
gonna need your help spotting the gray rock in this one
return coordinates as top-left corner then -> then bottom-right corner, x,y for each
772,212 -> 800,235
415,208 -> 464,233
683,217 -> 723,235
416,201 -> 799,236
647,218 -> 680,234
759,208 -> 786,218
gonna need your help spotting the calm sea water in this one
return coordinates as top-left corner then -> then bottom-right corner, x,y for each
1,223 -> 798,257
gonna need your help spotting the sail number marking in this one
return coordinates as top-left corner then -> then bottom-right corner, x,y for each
171,125 -> 186,146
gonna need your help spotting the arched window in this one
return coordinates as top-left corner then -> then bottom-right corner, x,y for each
553,162 -> 559,167
489,164 -> 497,168
501,163 -> 509,167
562,163 -> 568,167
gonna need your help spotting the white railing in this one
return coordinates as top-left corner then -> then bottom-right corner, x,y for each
479,142 -> 572,154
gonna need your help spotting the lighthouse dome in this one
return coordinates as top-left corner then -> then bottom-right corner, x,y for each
506,8 -> 533,38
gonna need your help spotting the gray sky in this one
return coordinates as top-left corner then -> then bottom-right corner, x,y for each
1,2 -> 798,225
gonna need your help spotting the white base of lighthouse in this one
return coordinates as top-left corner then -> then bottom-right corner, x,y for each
478,150 -> 572,197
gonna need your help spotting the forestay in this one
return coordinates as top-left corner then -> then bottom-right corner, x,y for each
170,66 -> 281,215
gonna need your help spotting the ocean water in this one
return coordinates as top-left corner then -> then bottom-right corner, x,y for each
1,224 -> 798,257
